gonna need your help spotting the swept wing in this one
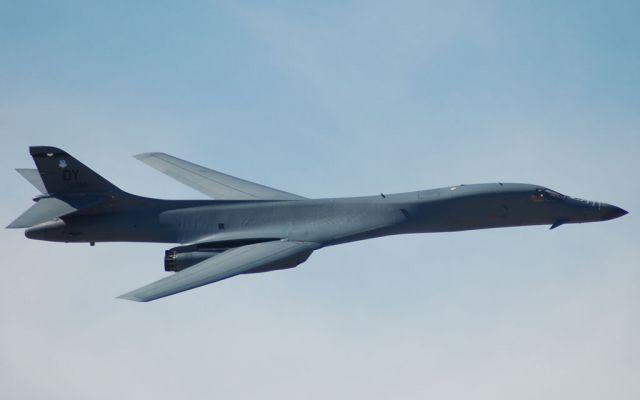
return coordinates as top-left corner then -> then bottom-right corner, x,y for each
118,240 -> 321,302
135,152 -> 305,200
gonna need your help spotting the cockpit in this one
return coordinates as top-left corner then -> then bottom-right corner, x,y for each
531,188 -> 566,203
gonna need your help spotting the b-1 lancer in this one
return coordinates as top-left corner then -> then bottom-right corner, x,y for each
8,146 -> 627,302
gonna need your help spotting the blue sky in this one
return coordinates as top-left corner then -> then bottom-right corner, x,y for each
1,1 -> 638,399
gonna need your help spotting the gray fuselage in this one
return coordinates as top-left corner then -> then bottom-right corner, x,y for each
26,183 -> 625,247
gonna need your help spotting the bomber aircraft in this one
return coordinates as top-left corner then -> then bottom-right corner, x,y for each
8,146 -> 627,302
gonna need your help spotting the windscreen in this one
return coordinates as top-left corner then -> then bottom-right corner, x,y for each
531,188 -> 566,203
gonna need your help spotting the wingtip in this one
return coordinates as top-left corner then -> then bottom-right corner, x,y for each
116,293 -> 146,302
133,152 -> 152,161
134,152 -> 165,161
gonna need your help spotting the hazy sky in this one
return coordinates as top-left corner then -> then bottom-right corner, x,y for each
1,1 -> 638,399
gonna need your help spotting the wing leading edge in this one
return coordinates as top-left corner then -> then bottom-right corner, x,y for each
118,240 -> 321,302
135,152 -> 306,200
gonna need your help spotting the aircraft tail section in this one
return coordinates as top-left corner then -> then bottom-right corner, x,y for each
7,146 -> 127,229
7,197 -> 96,229
29,146 -> 120,195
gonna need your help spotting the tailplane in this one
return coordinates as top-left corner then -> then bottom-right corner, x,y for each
8,146 -> 124,229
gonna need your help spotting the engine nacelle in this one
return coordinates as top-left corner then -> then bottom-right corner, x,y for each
164,249 -> 222,272
164,239 -> 284,272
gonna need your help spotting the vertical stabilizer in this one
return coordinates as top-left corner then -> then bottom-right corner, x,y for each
29,146 -> 120,194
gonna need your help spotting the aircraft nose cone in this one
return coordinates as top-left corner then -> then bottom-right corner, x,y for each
600,204 -> 628,221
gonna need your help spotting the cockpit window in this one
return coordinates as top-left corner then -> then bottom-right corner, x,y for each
531,189 -> 565,203
531,189 -> 545,202
545,189 -> 565,200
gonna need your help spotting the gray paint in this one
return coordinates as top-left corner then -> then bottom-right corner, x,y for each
135,152 -> 306,200
15,168 -> 46,194
8,146 -> 628,302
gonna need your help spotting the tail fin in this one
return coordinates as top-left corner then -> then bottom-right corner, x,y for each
7,147 -> 124,229
29,146 -> 120,194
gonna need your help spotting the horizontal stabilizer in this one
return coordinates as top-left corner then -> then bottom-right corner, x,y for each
118,240 -> 321,302
7,194 -> 106,229
135,152 -> 305,200
16,168 -> 47,193
7,197 -> 78,229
